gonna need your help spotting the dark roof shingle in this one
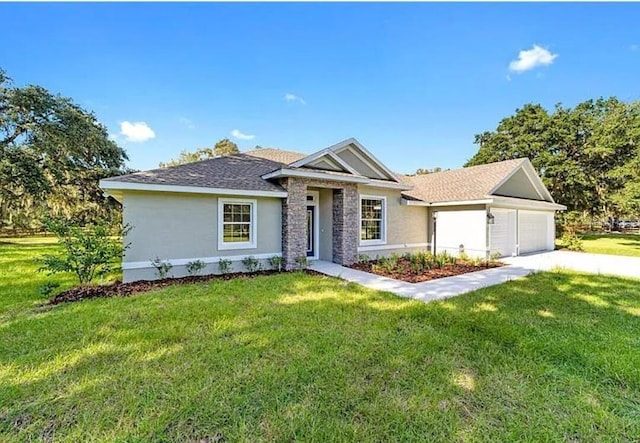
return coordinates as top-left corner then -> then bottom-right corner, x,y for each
102,154 -> 288,193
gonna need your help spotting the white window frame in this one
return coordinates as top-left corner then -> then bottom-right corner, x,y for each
217,198 -> 257,250
359,195 -> 387,246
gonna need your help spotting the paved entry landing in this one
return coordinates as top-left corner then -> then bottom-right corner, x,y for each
310,251 -> 640,303
310,260 -> 534,303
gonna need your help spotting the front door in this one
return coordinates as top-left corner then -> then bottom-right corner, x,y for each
306,205 -> 315,257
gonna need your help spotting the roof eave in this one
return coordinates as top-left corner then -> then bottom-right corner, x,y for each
99,180 -> 288,198
261,168 -> 370,184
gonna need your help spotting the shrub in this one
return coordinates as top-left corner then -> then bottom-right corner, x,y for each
377,255 -> 399,274
242,256 -> 260,272
356,253 -> 371,264
560,231 -> 584,252
268,255 -> 284,272
150,257 -> 173,279
186,260 -> 206,276
408,251 -> 434,274
434,251 -> 453,268
218,258 -> 232,274
489,251 -> 502,261
37,217 -> 131,285
37,281 -> 61,298
295,255 -> 309,270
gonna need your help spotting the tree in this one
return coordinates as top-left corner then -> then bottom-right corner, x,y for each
0,67 -> 129,229
37,217 -> 131,285
214,138 -> 239,156
466,98 -> 640,220
413,167 -> 447,175
159,138 -> 239,167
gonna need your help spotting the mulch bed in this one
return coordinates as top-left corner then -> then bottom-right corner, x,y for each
349,259 -> 504,283
50,269 -> 324,305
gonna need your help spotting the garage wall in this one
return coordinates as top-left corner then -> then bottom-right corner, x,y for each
429,205 -> 488,258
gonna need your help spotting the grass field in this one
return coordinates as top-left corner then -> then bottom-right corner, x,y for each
577,233 -> 640,257
1,239 -> 639,441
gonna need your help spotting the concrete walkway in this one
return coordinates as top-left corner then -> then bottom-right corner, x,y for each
310,251 -> 640,303
310,260 -> 534,303
502,250 -> 640,279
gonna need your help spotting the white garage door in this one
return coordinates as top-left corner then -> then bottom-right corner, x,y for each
490,209 -> 517,257
434,210 -> 487,258
518,211 -> 553,254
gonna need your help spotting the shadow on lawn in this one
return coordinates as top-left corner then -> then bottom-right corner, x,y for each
1,271 -> 639,441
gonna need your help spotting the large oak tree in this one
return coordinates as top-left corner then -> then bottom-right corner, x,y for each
0,68 -> 129,228
466,98 -> 640,220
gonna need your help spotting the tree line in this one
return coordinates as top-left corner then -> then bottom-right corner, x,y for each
466,98 -> 640,223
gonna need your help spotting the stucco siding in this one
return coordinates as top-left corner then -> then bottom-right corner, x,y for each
357,186 -> 429,253
337,150 -> 386,179
493,169 -> 543,200
122,191 -> 282,281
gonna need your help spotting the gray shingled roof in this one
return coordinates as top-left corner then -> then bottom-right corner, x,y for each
401,158 -> 527,203
102,153 -> 289,193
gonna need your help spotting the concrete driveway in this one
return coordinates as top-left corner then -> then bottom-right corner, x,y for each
502,250 -> 640,279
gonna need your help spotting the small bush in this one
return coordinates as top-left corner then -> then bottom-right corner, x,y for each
268,255 -> 284,272
37,217 -> 131,285
434,251 -> 454,268
560,231 -> 584,252
356,253 -> 371,264
37,281 -> 61,298
489,251 -> 502,261
295,255 -> 309,270
242,256 -> 260,272
378,256 -> 399,274
186,260 -> 206,276
151,257 -> 173,279
218,258 -> 232,274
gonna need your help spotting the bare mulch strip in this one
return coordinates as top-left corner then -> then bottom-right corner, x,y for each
50,269 -> 324,305
349,259 -> 504,283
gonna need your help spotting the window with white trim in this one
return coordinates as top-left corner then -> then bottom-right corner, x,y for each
360,196 -> 386,244
218,198 -> 257,250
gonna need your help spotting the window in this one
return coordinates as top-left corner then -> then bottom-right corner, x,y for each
360,196 -> 386,244
218,198 -> 257,250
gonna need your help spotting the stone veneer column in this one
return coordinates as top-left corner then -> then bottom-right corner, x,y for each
281,177 -> 308,270
332,184 -> 358,265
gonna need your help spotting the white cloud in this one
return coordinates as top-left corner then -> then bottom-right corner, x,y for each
179,117 -> 195,129
509,45 -> 558,73
284,93 -> 306,104
119,121 -> 156,142
231,129 -> 256,140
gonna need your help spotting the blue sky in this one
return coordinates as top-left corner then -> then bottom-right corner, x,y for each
2,2 -> 639,173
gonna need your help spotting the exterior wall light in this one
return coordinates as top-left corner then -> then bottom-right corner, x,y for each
487,212 -> 495,225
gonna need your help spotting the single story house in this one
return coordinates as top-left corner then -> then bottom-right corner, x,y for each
100,138 -> 566,282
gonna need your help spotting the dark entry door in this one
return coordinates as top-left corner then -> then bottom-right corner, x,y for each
306,206 -> 315,257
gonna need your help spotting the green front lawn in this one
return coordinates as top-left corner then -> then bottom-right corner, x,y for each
577,233 -> 640,257
1,240 -> 639,441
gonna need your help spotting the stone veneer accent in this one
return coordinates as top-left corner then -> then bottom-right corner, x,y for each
332,186 -> 358,264
280,177 -> 359,270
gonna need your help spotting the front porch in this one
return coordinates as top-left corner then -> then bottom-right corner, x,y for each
279,177 -> 360,270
